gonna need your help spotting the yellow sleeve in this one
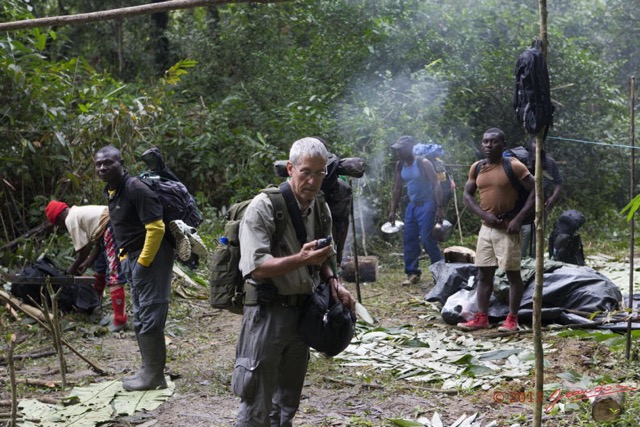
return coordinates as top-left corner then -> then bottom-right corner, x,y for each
137,219 -> 165,267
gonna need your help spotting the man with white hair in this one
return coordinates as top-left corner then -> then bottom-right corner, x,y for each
233,137 -> 356,426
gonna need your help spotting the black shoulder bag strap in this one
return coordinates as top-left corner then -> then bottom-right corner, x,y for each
279,181 -> 316,275
279,181 -> 307,246
279,183 -> 327,245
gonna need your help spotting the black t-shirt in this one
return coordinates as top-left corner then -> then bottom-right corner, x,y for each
106,173 -> 163,253
531,155 -> 563,199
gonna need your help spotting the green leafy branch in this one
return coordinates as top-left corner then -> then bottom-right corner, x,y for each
621,194 -> 640,221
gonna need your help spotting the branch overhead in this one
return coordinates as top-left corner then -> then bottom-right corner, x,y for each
0,0 -> 289,32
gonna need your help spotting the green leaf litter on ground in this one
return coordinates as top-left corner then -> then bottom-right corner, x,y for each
18,377 -> 175,426
394,411 -> 501,427
336,324 -> 556,390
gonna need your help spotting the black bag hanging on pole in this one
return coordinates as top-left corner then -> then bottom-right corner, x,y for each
513,38 -> 554,135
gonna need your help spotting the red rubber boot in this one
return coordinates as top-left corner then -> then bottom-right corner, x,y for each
109,285 -> 128,332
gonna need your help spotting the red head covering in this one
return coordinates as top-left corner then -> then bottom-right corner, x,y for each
45,200 -> 69,225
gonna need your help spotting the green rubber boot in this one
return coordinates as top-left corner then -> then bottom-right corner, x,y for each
122,331 -> 167,391
123,332 -> 144,382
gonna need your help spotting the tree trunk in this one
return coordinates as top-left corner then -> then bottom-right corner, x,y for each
443,246 -> 476,264
151,0 -> 170,75
591,393 -> 624,421
341,256 -> 378,283
533,1 -> 548,426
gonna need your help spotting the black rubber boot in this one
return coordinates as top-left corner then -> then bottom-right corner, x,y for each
123,332 -> 144,382
122,330 -> 167,391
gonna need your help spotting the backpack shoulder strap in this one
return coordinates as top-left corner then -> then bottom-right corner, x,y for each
473,159 -> 487,180
263,188 -> 288,239
502,157 -> 523,191
415,155 -> 430,177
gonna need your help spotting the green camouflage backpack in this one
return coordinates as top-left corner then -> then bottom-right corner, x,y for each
209,187 -> 287,314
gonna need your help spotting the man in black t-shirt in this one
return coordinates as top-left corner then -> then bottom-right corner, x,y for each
95,145 -> 174,391
521,137 -> 563,257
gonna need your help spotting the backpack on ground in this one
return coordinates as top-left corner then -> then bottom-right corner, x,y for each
513,38 -> 554,135
10,257 -> 100,314
549,210 -> 586,266
137,171 -> 203,228
208,187 -> 289,314
413,143 -> 455,207
473,157 -> 533,224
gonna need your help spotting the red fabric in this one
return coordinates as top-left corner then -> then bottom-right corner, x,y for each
93,273 -> 106,299
103,227 -> 119,286
104,226 -> 128,326
45,200 -> 69,225
110,285 -> 128,325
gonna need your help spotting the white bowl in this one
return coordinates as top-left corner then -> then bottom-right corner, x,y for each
381,221 -> 404,234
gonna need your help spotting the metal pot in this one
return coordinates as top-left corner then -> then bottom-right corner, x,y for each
431,219 -> 453,242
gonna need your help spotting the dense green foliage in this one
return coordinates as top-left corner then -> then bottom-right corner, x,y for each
1,0 -> 637,264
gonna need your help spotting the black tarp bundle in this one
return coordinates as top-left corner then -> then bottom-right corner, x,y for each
427,259 -> 623,327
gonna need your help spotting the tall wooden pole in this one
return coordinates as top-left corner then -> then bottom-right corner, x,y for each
532,1 -> 548,426
626,76 -> 636,360
349,179 -> 362,303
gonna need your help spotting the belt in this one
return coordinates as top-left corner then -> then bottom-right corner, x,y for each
243,282 -> 310,307
271,294 -> 309,307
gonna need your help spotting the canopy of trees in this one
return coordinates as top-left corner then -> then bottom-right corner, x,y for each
1,0 -> 637,264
